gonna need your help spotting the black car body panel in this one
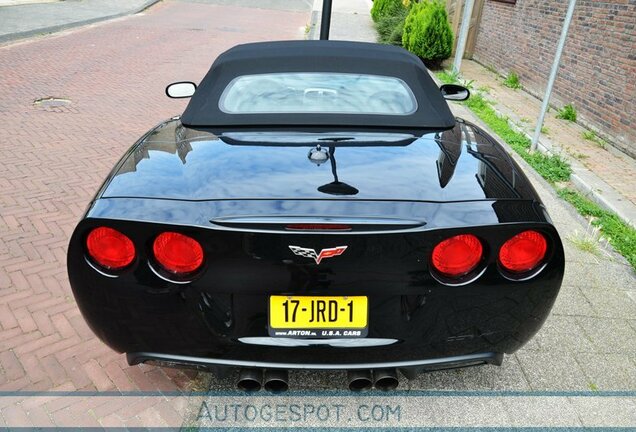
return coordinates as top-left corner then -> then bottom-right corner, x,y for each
68,120 -> 564,368
68,41 -> 565,377
69,215 -> 563,361
101,120 -> 537,203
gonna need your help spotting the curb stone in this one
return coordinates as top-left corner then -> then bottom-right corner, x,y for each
0,0 -> 161,44
306,0 -> 322,41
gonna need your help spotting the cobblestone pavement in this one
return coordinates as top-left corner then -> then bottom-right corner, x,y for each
1,0 -> 635,428
0,0 -> 308,426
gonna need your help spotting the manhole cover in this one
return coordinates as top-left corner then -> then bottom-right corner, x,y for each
33,97 -> 71,108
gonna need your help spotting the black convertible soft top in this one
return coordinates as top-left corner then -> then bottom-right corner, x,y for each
181,40 -> 455,130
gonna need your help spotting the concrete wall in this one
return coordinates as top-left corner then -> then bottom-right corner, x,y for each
472,0 -> 636,157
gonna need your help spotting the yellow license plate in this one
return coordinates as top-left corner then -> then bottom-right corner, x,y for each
269,296 -> 368,338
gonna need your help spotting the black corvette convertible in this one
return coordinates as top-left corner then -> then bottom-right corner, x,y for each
68,40 -> 564,391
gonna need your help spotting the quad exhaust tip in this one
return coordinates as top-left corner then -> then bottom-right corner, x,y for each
237,368 -> 263,392
373,368 -> 399,391
263,369 -> 289,393
238,368 -> 398,392
348,369 -> 399,391
237,368 -> 290,392
347,369 -> 373,392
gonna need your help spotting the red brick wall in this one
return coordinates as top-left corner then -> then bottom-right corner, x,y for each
472,0 -> 636,157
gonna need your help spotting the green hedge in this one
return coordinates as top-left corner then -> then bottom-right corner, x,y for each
371,0 -> 405,23
376,3 -> 410,45
403,1 -> 453,64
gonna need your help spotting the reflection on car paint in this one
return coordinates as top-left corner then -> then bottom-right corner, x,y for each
105,120 -> 535,203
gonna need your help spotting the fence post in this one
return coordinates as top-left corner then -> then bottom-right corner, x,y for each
453,0 -> 475,73
531,0 -> 578,152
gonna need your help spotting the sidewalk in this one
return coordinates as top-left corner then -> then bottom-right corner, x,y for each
458,60 -> 636,226
0,0 -> 159,44
308,0 -> 376,42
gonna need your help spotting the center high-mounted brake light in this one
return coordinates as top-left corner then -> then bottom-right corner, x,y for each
153,232 -> 204,275
431,234 -> 483,278
285,224 -> 352,231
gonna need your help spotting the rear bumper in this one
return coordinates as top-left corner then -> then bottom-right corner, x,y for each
69,217 -> 565,367
127,351 -> 503,375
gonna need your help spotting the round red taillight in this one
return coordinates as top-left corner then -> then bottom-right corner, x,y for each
431,234 -> 483,278
86,227 -> 135,270
153,232 -> 204,275
499,230 -> 547,273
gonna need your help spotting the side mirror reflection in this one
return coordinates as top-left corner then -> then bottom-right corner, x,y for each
440,84 -> 470,101
166,81 -> 197,99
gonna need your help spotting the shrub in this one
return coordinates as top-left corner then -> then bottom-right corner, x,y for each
376,4 -> 409,45
556,104 -> 577,122
402,1 -> 453,67
371,0 -> 404,22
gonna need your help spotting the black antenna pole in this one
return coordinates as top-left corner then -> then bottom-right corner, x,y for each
319,0 -> 333,40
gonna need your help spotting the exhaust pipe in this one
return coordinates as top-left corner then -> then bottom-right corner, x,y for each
373,368 -> 399,391
347,369 -> 373,392
237,368 -> 262,392
263,369 -> 289,393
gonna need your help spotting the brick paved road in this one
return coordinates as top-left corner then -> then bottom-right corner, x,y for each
0,0 -> 308,424
2,0 -> 636,428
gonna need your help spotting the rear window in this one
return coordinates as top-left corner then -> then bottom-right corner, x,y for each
219,72 -> 417,115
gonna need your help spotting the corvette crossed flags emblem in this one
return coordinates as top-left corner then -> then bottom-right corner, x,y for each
288,245 -> 348,265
